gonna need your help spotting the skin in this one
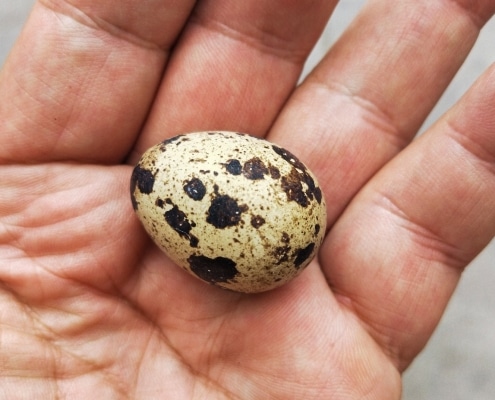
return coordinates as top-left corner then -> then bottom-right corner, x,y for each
0,0 -> 494,398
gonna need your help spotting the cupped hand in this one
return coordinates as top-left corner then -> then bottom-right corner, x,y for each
1,1 -> 495,399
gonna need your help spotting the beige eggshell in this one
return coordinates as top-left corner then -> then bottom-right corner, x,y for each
130,131 -> 326,293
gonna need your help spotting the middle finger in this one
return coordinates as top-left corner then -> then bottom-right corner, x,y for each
132,0 -> 339,157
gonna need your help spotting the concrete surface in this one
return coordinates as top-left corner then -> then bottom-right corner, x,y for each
1,1 -> 494,399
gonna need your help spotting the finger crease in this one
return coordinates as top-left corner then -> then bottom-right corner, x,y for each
307,78 -> 410,150
444,0 -> 490,29
378,192 -> 470,269
189,14 -> 308,64
39,0 -> 167,52
445,119 -> 495,176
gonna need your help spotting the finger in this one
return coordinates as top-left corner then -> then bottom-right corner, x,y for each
268,0 -> 495,222
0,0 -> 196,164
131,0 -> 338,158
321,63 -> 495,370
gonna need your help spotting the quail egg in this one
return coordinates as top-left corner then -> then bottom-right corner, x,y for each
130,131 -> 326,293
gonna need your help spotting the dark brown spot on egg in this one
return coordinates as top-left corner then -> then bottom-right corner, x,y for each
188,255 -> 239,284
251,215 -> 266,229
225,159 -> 242,175
314,224 -> 321,236
243,157 -> 268,180
300,171 -> 323,205
302,173 -> 316,197
281,232 -> 291,243
164,205 -> 199,247
130,192 -> 138,211
162,135 -> 186,146
183,178 -> 206,201
155,198 -> 165,208
272,145 -> 307,172
206,195 -> 247,228
269,165 -> 281,179
131,166 -> 155,195
281,168 -> 309,207
273,245 -> 291,265
314,187 -> 323,204
272,145 -> 323,205
294,243 -> 315,269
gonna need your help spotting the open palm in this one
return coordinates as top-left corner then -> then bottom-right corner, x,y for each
1,1 -> 495,399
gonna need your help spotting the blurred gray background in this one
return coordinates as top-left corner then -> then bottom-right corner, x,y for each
1,1 -> 494,399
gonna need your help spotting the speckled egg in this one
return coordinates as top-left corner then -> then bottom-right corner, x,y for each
130,131 -> 326,293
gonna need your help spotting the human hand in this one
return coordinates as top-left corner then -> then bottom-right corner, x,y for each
1,1 -> 495,399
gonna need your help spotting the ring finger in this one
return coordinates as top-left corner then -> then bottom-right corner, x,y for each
268,0 -> 495,223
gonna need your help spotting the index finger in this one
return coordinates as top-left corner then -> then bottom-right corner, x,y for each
0,0 -> 195,164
